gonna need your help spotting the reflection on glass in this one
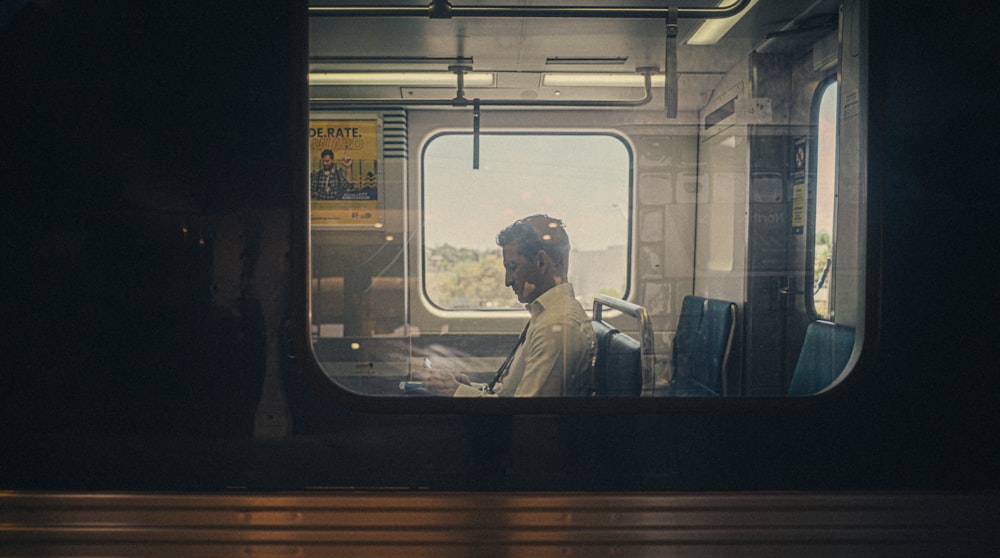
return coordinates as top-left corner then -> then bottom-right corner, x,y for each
304,0 -> 866,400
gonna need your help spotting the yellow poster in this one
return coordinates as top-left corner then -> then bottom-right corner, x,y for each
309,119 -> 379,227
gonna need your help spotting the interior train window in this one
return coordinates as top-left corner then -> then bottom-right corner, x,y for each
422,133 -> 632,311
811,80 -> 839,319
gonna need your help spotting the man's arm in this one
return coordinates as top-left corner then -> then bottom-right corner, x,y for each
341,156 -> 354,185
511,323 -> 567,396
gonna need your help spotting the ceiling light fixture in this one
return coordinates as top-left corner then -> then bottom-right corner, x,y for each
687,0 -> 759,45
542,73 -> 666,88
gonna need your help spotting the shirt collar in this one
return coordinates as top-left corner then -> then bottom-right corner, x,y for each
526,282 -> 575,319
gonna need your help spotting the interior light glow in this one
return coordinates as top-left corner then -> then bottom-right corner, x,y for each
541,73 -> 665,88
687,0 -> 759,46
309,72 -> 495,86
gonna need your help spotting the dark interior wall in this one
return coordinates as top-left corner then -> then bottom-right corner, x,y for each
1,0 -> 306,487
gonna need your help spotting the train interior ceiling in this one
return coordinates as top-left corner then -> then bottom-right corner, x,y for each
307,0 -> 861,398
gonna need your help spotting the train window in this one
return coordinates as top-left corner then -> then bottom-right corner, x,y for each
811,80 -> 838,319
304,0 -> 867,402
422,132 -> 632,311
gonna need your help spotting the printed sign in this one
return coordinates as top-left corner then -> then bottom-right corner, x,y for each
791,137 -> 808,234
310,119 -> 379,227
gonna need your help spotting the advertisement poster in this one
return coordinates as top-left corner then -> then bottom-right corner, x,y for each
310,119 -> 379,227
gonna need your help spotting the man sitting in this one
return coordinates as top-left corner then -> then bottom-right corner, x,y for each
415,214 -> 595,397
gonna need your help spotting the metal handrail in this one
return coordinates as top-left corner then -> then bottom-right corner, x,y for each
592,294 -> 656,396
310,69 -> 653,110
310,0 -> 754,20
308,2 -> 760,115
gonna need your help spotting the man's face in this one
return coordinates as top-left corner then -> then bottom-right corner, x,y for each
321,154 -> 335,171
503,242 -> 542,304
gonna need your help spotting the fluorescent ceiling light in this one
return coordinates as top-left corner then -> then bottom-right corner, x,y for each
309,72 -> 494,86
310,56 -> 474,65
687,0 -> 759,46
542,73 -> 665,88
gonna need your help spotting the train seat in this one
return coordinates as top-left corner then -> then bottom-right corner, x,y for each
788,321 -> 855,395
590,294 -> 654,396
591,319 -> 642,397
659,296 -> 737,397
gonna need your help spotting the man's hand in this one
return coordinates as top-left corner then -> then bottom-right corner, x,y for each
411,367 -> 470,396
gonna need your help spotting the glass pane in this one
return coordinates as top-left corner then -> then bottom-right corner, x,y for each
813,81 -> 838,319
305,0 -> 866,399
422,133 -> 632,310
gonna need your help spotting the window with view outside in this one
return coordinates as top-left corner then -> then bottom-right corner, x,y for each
422,133 -> 631,311
813,81 -> 838,319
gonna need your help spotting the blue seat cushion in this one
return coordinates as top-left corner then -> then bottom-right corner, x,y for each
591,320 -> 642,397
788,321 -> 855,395
668,296 -> 735,396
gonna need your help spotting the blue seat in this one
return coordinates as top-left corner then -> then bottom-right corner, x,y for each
661,295 -> 736,397
591,319 -> 642,397
590,295 -> 653,397
788,321 -> 855,395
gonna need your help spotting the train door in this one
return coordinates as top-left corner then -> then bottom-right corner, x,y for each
741,24 -> 845,395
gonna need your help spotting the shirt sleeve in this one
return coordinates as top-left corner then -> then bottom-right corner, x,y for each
453,382 -> 498,397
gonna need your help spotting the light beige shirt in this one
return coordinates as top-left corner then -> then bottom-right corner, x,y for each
455,283 -> 595,397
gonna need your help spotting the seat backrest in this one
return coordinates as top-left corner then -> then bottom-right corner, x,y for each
788,321 -> 855,395
591,320 -> 642,397
672,295 -> 737,395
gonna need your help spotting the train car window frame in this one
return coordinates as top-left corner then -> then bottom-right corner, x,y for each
420,131 -> 634,315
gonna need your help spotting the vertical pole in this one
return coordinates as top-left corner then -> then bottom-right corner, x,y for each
473,100 -> 481,169
665,7 -> 679,118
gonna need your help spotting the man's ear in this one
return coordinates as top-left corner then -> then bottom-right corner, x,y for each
536,250 -> 564,285
536,250 -> 554,270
